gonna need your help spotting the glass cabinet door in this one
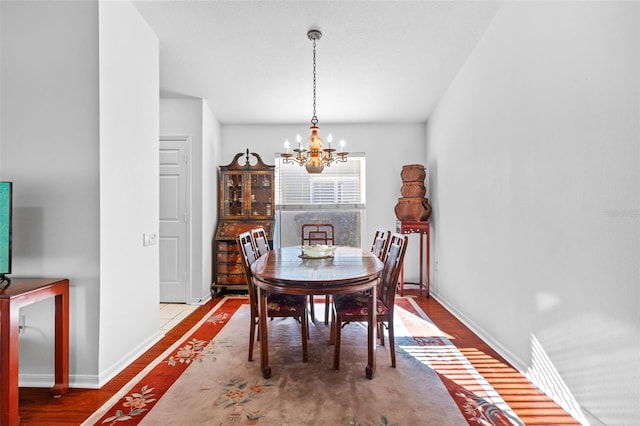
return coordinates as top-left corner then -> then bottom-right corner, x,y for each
248,172 -> 273,218
219,167 -> 274,220
223,172 -> 244,218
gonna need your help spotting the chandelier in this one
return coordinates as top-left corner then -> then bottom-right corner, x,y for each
281,29 -> 348,174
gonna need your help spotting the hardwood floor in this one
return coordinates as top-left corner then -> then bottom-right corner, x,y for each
17,289 -> 579,425
411,289 -> 580,425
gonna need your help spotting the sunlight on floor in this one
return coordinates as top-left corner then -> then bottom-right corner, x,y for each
159,303 -> 198,332
526,334 -> 588,425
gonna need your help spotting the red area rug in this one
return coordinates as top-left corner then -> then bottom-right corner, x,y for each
83,296 -> 522,425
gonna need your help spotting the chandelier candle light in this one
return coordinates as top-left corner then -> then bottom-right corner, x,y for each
281,29 -> 348,174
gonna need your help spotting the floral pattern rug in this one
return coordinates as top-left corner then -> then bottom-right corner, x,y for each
83,296 -> 523,426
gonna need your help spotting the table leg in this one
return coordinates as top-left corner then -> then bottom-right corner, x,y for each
365,281 -> 377,379
419,233 -> 424,290
397,222 -> 431,297
52,286 -> 69,396
257,287 -> 271,379
0,300 -> 20,426
426,227 -> 430,297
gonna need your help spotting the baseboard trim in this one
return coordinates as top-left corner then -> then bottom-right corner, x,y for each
19,330 -> 165,389
191,292 -> 212,305
430,290 -> 599,426
96,330 -> 165,388
430,291 -> 528,371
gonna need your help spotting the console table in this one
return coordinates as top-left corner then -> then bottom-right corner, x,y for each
396,221 -> 430,297
0,278 -> 69,426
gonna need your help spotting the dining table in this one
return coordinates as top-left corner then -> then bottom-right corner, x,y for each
250,246 -> 384,379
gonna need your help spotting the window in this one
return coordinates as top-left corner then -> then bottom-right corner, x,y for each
275,155 -> 365,207
274,154 -> 366,248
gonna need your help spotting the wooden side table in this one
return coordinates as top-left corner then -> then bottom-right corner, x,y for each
396,221 -> 430,297
0,278 -> 69,425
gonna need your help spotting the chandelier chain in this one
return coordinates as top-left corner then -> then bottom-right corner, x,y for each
280,29 -> 348,173
311,38 -> 318,126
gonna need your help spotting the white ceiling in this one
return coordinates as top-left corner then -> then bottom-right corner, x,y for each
132,1 -> 502,125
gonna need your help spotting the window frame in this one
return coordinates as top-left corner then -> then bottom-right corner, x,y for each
274,153 -> 366,211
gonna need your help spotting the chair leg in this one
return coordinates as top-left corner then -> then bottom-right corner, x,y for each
379,322 -> 385,346
324,295 -> 330,325
309,295 -> 316,321
329,306 -> 335,345
249,317 -> 257,362
388,319 -> 396,368
301,310 -> 309,362
333,315 -> 342,370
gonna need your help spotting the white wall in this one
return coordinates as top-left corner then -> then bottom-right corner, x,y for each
160,98 -> 221,302
0,0 -> 217,388
97,1 -> 160,385
426,2 -> 639,425
1,0 -> 101,386
1,0 -> 162,389
221,124 -> 427,279
202,100 -> 221,292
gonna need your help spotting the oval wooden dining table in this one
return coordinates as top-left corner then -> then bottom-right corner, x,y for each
250,246 -> 384,379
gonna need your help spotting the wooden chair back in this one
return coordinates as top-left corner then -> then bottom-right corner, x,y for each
370,229 -> 390,261
301,223 -> 334,323
378,233 -> 408,308
301,223 -> 335,245
251,227 -> 270,257
238,230 -> 309,362
237,231 -> 258,309
331,233 -> 408,370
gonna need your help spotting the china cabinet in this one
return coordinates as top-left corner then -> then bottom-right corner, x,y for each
212,150 -> 275,295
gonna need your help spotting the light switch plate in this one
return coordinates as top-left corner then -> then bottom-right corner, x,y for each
143,232 -> 158,246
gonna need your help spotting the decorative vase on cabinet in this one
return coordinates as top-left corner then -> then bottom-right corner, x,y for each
211,150 -> 275,296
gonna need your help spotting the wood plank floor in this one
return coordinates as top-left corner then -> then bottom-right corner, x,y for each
17,289 -> 579,425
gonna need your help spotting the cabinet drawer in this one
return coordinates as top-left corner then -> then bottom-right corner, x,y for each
216,273 -> 246,285
217,241 -> 238,252
217,263 -> 244,274
217,252 -> 241,263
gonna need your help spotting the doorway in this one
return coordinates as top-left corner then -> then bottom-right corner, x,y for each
159,136 -> 191,303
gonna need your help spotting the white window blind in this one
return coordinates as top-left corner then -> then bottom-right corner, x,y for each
274,154 -> 366,210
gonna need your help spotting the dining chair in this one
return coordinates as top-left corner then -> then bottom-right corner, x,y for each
370,229 -> 390,261
237,231 -> 309,362
331,233 -> 408,369
301,223 -> 335,324
250,227 -> 270,257
301,223 -> 335,246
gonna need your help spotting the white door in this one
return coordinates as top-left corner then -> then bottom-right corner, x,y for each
159,137 -> 190,303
